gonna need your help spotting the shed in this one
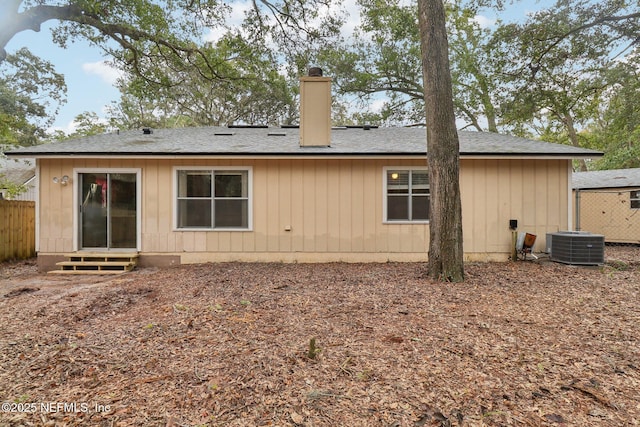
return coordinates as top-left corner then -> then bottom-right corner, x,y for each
573,168 -> 640,244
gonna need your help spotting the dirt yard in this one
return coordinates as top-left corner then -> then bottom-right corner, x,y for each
0,247 -> 639,427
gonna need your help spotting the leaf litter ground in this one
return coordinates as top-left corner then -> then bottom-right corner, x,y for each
0,247 -> 639,426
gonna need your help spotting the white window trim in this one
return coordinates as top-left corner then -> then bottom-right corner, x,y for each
173,166 -> 253,231
382,166 -> 430,224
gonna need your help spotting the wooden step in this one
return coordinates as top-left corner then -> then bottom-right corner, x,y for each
49,252 -> 138,275
48,269 -> 133,275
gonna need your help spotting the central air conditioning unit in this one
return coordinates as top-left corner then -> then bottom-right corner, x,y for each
549,231 -> 605,265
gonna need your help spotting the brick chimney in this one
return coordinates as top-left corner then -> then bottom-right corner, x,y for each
299,67 -> 331,147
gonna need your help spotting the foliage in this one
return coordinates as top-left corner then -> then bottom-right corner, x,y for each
318,0 -> 504,129
317,0 -> 640,168
1,0 -> 343,92
0,47 -> 66,146
448,2 -> 504,132
494,3 -> 610,134
65,111 -> 110,138
108,33 -> 298,128
585,54 -> 640,170
0,173 -> 27,198
1,0 -> 344,134
492,0 -> 640,170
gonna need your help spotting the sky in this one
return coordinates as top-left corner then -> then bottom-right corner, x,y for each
5,23 -> 123,134
3,0 -> 550,134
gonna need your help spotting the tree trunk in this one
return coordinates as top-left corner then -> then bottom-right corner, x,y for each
417,0 -> 464,282
563,112 -> 588,171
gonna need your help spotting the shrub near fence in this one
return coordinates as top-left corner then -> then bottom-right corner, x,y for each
0,200 -> 36,261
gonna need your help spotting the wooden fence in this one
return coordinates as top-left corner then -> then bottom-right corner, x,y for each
0,200 -> 36,262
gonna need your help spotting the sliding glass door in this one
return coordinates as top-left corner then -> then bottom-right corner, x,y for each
79,172 -> 137,250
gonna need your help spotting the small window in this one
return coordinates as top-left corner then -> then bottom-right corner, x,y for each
385,169 -> 430,222
176,169 -> 250,229
631,190 -> 640,209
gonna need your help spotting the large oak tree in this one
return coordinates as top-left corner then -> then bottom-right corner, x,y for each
418,0 -> 464,281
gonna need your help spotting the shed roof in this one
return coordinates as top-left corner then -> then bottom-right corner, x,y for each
572,168 -> 640,190
6,126 -> 602,159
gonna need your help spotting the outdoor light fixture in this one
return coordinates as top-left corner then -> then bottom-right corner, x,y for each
53,175 -> 70,186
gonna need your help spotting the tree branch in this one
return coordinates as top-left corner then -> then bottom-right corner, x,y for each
531,11 -> 640,73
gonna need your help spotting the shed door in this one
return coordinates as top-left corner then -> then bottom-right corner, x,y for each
79,173 -> 137,250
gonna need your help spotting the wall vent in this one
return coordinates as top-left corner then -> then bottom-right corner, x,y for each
549,231 -> 605,265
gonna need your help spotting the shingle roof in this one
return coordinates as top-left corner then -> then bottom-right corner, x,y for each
0,157 -> 35,185
6,126 -> 603,158
572,168 -> 640,189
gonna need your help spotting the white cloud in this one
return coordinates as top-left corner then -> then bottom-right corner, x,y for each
82,60 -> 122,85
473,14 -> 496,28
47,118 -> 79,136
370,98 -> 387,113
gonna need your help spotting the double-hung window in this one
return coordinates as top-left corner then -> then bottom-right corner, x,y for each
631,190 -> 640,209
176,168 -> 251,229
385,168 -> 430,222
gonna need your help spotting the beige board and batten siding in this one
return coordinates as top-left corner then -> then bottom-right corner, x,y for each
36,157 -> 570,265
171,158 -> 430,263
460,158 -> 569,259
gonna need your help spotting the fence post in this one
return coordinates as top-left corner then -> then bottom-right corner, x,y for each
575,189 -> 581,231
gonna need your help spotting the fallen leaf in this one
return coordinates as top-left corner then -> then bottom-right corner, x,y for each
290,411 -> 304,424
545,413 -> 566,423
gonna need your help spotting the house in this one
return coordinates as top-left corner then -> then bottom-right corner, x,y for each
0,157 -> 37,201
572,168 -> 640,244
6,71 -> 602,271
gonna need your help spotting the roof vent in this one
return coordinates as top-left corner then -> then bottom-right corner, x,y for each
344,125 -> 378,130
142,128 -> 153,135
308,67 -> 323,77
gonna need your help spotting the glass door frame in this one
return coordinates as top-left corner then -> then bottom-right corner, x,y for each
73,168 -> 141,252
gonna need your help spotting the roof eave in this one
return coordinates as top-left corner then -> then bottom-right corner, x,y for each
574,185 -> 640,190
5,151 -> 602,159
